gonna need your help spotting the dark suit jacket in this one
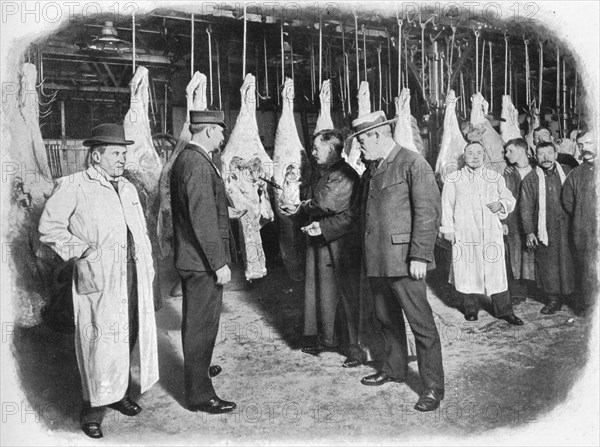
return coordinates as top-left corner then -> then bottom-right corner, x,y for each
170,143 -> 231,273
360,144 -> 441,277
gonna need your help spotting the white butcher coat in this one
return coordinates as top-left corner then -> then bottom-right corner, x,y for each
440,166 -> 516,295
39,166 -> 159,406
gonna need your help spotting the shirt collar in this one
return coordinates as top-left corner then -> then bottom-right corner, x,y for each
188,139 -> 213,156
92,165 -> 115,181
377,141 -> 397,168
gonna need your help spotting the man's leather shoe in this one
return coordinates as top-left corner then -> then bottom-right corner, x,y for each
301,345 -> 337,356
342,358 -> 361,368
464,312 -> 478,321
108,397 -> 142,416
361,371 -> 403,386
209,365 -> 222,377
82,422 -> 103,439
189,396 -> 236,414
541,301 -> 562,315
414,389 -> 444,412
500,314 -> 524,325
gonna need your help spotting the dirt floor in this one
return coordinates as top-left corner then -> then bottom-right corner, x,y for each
7,240 -> 599,445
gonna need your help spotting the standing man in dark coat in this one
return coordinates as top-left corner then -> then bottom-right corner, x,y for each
520,141 -> 574,314
562,130 -> 598,315
170,110 -> 236,414
352,111 -> 444,412
282,129 -> 363,368
502,138 -> 536,303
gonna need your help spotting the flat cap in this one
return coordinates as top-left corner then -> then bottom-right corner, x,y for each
190,110 -> 227,128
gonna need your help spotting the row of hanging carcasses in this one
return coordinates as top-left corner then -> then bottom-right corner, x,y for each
124,59 -> 544,284
151,68 -> 434,282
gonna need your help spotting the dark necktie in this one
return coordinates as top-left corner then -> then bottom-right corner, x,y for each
109,180 -> 119,193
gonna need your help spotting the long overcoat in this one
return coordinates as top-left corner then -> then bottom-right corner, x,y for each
502,165 -> 535,281
561,162 -> 598,303
303,159 -> 361,347
440,166 -> 516,295
39,166 -> 159,406
520,164 -> 574,295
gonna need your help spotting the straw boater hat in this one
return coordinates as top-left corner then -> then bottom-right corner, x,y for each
349,110 -> 396,139
189,110 -> 228,128
82,123 -> 134,147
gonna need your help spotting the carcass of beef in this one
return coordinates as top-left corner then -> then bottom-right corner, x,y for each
344,81 -> 371,176
466,92 -> 506,173
222,73 -> 273,281
314,80 -> 334,133
393,88 -> 425,156
8,63 -> 56,327
273,77 -> 309,281
123,66 -> 163,209
435,89 -> 467,182
157,72 -> 207,258
19,63 -> 55,194
123,65 -> 164,309
500,94 -> 522,142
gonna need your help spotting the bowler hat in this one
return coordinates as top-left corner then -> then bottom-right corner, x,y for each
190,110 -> 228,128
82,123 -> 134,147
349,110 -> 396,139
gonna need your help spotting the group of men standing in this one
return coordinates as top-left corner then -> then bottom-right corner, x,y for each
36,107 -> 595,439
284,110 -> 445,412
438,129 -> 596,325
504,131 -> 597,316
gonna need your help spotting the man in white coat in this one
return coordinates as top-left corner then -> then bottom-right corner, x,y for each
440,142 -> 524,325
39,124 -> 159,438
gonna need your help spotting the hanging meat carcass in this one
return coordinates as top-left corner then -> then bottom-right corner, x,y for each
314,79 -> 334,133
222,73 -> 274,281
273,77 -> 309,281
123,65 -> 164,309
500,94 -> 522,142
157,72 -> 207,258
344,81 -> 371,176
18,63 -> 55,191
435,89 -> 467,183
7,63 -> 57,327
466,92 -> 506,173
393,87 -> 425,156
123,66 -> 163,213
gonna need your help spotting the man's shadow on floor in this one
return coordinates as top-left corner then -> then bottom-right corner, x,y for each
427,243 -> 464,313
11,323 -> 82,433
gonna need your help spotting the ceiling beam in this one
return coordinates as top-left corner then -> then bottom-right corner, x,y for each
41,45 -> 177,66
91,62 -> 110,87
102,63 -> 118,86
45,83 -> 129,94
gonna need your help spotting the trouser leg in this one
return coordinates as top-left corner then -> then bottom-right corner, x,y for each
80,402 -> 106,425
491,290 -> 513,317
178,269 -> 223,405
369,277 -> 408,380
388,277 -> 445,394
